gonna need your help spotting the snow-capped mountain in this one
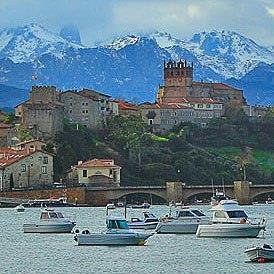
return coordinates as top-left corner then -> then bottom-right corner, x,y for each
150,30 -> 274,79
0,23 -> 83,63
0,24 -> 273,107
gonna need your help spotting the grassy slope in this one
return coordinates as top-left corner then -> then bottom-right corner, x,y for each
208,146 -> 274,174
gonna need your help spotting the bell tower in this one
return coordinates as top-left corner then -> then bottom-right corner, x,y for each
158,60 -> 193,103
164,60 -> 193,88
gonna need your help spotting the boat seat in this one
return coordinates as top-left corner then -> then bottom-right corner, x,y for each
263,244 -> 272,249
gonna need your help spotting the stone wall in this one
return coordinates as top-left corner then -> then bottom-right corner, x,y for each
0,187 -> 86,205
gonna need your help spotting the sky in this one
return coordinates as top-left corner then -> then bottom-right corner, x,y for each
0,0 -> 273,46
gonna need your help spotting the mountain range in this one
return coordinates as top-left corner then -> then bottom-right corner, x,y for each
0,23 -> 273,107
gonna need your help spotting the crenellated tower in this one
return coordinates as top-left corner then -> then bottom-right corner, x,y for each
164,60 -> 193,88
158,60 -> 193,104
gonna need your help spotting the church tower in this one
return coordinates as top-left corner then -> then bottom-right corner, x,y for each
157,60 -> 193,104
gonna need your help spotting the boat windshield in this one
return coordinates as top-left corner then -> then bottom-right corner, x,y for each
57,212 -> 64,218
108,220 -> 129,229
226,210 -> 248,218
191,210 -> 206,217
177,211 -> 195,217
49,212 -> 58,218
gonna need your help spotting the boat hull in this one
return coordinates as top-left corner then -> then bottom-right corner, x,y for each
156,222 -> 199,234
75,233 -> 151,246
128,222 -> 158,230
245,247 -> 274,262
196,223 -> 264,238
23,223 -> 75,233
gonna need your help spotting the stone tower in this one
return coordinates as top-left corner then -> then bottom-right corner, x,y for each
158,60 -> 193,104
164,60 -> 193,88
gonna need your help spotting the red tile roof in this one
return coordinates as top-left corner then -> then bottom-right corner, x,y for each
77,158 -> 120,168
186,97 -> 221,104
0,148 -> 36,167
141,103 -> 191,109
192,81 -> 242,91
118,101 -> 139,111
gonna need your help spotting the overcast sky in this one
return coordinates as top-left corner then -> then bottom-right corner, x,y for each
0,0 -> 273,46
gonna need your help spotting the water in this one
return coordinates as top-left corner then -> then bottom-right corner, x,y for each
1,205 -> 274,274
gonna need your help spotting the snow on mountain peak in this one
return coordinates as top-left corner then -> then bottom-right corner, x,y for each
0,23 -> 83,63
107,35 -> 140,50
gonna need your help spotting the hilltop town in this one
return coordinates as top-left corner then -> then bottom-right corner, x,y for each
0,60 -> 273,194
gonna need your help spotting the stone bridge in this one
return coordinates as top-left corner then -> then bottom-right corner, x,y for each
1,181 -> 274,206
85,181 -> 274,205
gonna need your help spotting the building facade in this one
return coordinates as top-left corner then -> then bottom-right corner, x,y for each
76,158 -> 121,186
15,86 -> 64,139
0,148 -> 53,191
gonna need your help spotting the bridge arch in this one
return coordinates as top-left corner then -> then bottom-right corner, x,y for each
250,190 -> 274,201
111,191 -> 167,204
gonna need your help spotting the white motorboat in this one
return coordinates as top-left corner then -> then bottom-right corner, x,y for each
130,202 -> 150,209
265,197 -> 274,204
106,203 -> 116,210
15,204 -> 25,212
23,208 -> 76,233
128,212 -> 159,230
196,199 -> 266,238
74,216 -> 153,246
156,207 -> 210,234
245,244 -> 274,262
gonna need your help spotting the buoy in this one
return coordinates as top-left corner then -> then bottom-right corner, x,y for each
258,257 -> 266,263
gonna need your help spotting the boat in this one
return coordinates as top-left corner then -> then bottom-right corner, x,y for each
106,203 -> 116,210
245,244 -> 274,262
21,197 -> 76,207
74,216 -> 153,246
23,208 -> 76,233
196,199 -> 266,238
210,190 -> 227,206
128,212 -> 159,230
116,201 -> 125,208
130,202 -> 150,209
265,197 -> 274,204
156,206 -> 210,234
15,204 -> 25,212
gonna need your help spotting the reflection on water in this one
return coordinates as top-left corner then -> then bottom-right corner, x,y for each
1,205 -> 274,274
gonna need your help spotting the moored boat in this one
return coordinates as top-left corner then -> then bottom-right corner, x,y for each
23,208 -> 76,233
128,212 -> 159,230
15,204 -> 25,212
196,199 -> 266,238
245,244 -> 274,262
21,197 -> 76,208
156,206 -> 210,234
74,216 -> 152,246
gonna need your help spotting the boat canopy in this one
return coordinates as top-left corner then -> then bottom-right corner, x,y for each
40,210 -> 64,220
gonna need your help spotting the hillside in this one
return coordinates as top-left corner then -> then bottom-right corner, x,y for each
47,113 -> 274,186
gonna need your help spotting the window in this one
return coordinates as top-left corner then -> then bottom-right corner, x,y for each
206,104 -> 211,108
21,164 -> 26,172
227,211 -> 248,218
83,170 -> 87,177
70,103 -> 73,106
149,119 -> 153,125
86,102 -> 88,106
109,169 -> 113,175
41,166 -> 47,174
198,104 -> 203,108
214,211 -> 226,218
43,157 -> 48,164
191,210 -> 206,217
85,110 -> 88,114
177,211 -> 194,217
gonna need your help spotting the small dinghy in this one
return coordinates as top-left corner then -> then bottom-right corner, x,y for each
245,244 -> 274,262
128,212 -> 159,230
23,208 -> 76,233
15,204 -> 25,212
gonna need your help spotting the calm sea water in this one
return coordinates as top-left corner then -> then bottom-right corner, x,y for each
1,205 -> 274,274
